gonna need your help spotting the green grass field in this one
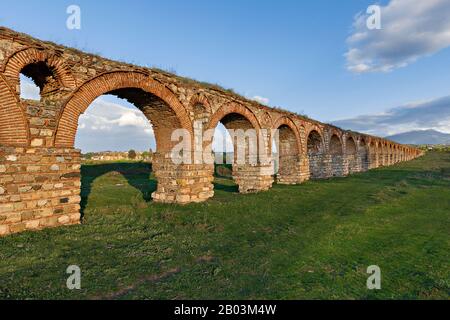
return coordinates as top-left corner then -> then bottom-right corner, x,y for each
0,151 -> 449,300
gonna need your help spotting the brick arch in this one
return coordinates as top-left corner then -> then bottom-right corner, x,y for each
306,125 -> 324,139
329,133 -> 344,155
207,102 -> 261,131
189,93 -> 212,115
345,135 -> 357,154
358,136 -> 369,151
261,111 -> 273,128
387,143 -> 393,161
305,125 -> 323,138
273,115 -> 303,153
54,71 -> 193,149
305,126 -> 324,151
327,127 -> 344,151
3,47 -> 77,91
306,127 -> 324,179
0,74 -> 29,146
189,93 -> 212,131
368,139 -> 376,150
367,139 -> 378,167
358,136 -> 369,170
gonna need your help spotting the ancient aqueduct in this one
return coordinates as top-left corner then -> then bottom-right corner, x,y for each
0,28 -> 422,236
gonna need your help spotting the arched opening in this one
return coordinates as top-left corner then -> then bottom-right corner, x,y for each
359,138 -> 369,171
210,112 -> 259,193
275,124 -> 300,183
369,141 -> 377,168
19,74 -> 40,100
382,144 -> 386,165
307,130 -> 323,179
394,146 -> 397,163
388,145 -> 393,165
208,104 -> 273,194
329,134 -> 344,177
346,136 -> 357,174
55,72 -> 198,208
19,61 -> 60,100
74,90 -> 169,215
211,122 -> 236,191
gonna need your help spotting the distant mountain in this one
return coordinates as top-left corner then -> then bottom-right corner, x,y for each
385,130 -> 450,145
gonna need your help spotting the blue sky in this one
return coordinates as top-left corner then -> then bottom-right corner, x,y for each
4,0 -> 450,151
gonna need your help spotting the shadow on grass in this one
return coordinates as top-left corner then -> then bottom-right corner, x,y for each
213,181 -> 239,193
213,163 -> 238,193
80,162 -> 156,219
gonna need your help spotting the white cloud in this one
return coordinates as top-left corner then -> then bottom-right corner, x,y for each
78,99 -> 153,131
75,97 -> 155,152
252,95 -> 270,105
110,111 -> 150,127
19,74 -> 40,100
332,95 -> 450,136
212,122 -> 233,153
346,0 -> 450,73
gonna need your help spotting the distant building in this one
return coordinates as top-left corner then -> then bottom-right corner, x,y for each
82,150 -> 153,162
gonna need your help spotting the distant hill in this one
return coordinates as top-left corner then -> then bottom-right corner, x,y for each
385,130 -> 450,145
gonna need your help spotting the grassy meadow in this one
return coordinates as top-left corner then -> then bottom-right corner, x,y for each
0,151 -> 449,299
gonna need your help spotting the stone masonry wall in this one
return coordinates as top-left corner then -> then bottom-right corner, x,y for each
233,164 -> 274,193
0,147 -> 80,236
151,153 -> 214,204
308,153 -> 325,179
330,154 -> 345,177
277,155 -> 309,184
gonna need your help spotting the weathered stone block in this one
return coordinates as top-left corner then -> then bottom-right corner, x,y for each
31,138 -> 44,147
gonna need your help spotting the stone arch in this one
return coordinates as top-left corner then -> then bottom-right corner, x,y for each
388,143 -> 393,165
306,128 -> 324,179
305,126 -> 324,152
368,140 -> 378,168
207,102 -> 261,132
392,145 -> 398,163
52,71 -> 209,205
189,93 -> 212,124
329,133 -> 343,155
54,71 -> 192,152
273,116 -> 302,153
346,136 -> 357,153
273,116 -> 302,183
207,102 -> 261,164
262,111 -> 273,128
358,137 -> 369,171
189,94 -> 212,152
3,47 -> 77,97
380,142 -> 387,166
207,102 -> 272,193
0,74 -> 29,146
329,133 -> 344,177
346,135 -> 358,174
